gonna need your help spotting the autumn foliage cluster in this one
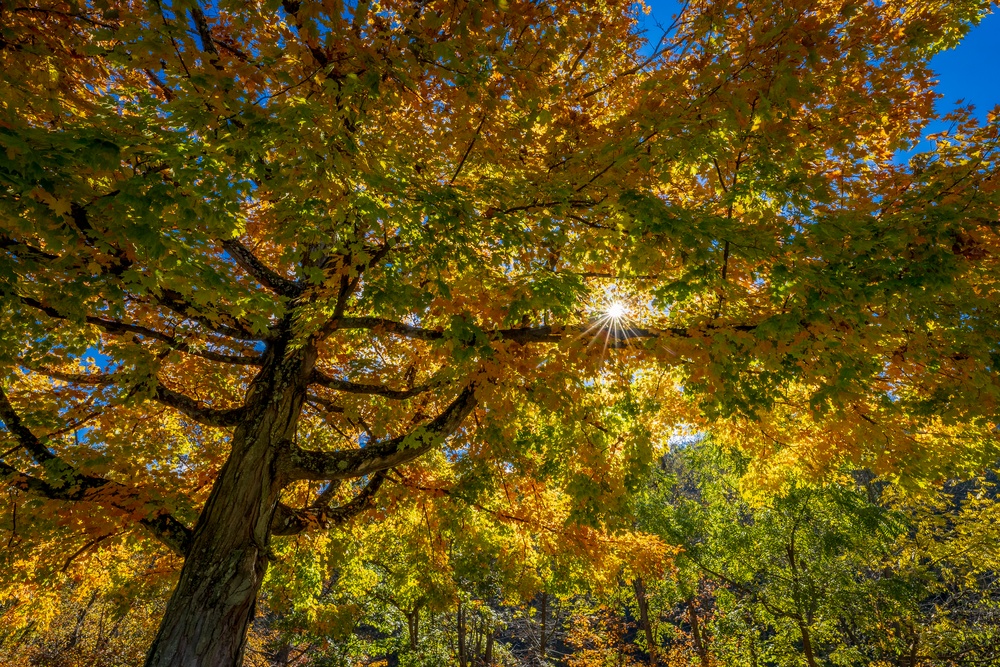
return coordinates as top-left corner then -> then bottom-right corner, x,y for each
1,0 -> 999,665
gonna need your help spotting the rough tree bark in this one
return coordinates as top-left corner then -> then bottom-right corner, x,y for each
141,337 -> 477,666
144,344 -> 314,666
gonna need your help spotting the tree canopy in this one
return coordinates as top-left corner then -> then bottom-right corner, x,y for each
1,0 -> 998,665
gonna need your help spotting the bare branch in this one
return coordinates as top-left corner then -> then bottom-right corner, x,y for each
450,114 -> 488,184
283,385 -> 477,481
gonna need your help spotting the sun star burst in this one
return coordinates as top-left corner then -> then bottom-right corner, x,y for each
605,301 -> 627,320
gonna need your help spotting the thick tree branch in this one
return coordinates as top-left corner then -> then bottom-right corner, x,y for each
37,369 -> 247,428
309,369 -> 438,400
0,387 -> 192,556
280,0 -> 332,66
221,239 -> 302,297
270,472 -> 386,536
188,4 -> 218,56
0,460 -> 192,557
334,317 -> 445,340
333,317 -> 668,343
155,288 -> 265,341
0,386 -> 56,465
13,193 -> 264,342
306,393 -> 344,414
19,296 -> 263,365
0,233 -> 59,262
153,385 -> 247,427
283,385 -> 477,481
312,239 -> 404,340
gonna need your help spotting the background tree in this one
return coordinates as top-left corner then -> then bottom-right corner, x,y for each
2,0 -> 999,666
631,439 -> 1000,667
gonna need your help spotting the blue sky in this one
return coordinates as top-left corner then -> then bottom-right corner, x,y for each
641,2 -> 999,129
930,10 -> 1000,123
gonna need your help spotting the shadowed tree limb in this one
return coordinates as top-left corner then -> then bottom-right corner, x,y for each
306,393 -> 345,414
333,317 -> 673,343
153,384 -> 248,427
0,461 -> 192,557
188,3 -> 218,56
7,198 -> 264,342
270,471 -> 386,536
0,387 -> 193,556
37,369 -> 248,427
0,233 -> 59,262
310,368 -> 441,400
154,287 -> 266,341
221,238 -> 303,297
18,296 -> 264,365
282,385 -> 477,481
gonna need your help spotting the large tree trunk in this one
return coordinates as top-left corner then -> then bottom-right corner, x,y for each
145,346 -> 313,667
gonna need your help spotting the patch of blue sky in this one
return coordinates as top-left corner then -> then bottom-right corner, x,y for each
443,439 -> 470,461
639,2 -> 999,163
905,10 -> 1000,158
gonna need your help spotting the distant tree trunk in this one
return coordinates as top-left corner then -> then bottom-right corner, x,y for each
473,613 -> 484,664
144,347 -> 314,667
786,534 -> 817,667
457,602 -> 468,667
899,625 -> 920,667
484,629 -> 494,666
538,591 -> 548,664
798,620 -> 818,667
688,600 -> 709,667
272,643 -> 291,666
66,590 -> 99,650
406,604 -> 421,652
633,577 -> 657,665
